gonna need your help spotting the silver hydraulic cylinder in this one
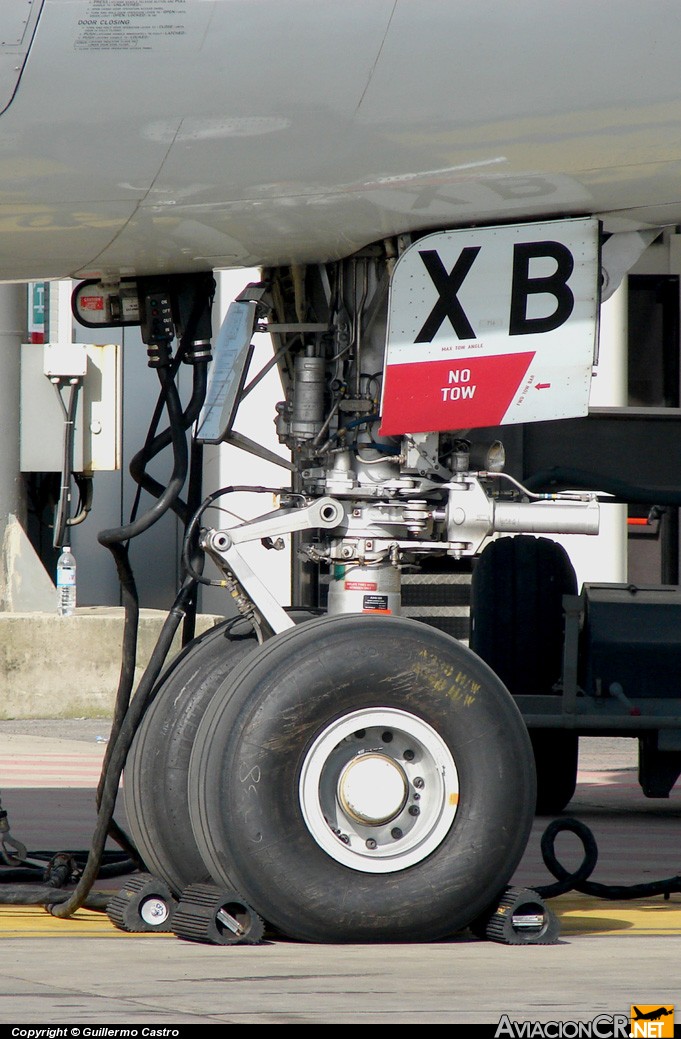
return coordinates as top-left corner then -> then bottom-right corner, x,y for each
493,500 -> 600,536
446,478 -> 599,554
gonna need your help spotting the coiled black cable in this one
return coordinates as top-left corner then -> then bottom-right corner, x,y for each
534,817 -> 681,901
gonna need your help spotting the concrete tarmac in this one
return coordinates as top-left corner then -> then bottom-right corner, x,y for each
0,725 -> 679,1026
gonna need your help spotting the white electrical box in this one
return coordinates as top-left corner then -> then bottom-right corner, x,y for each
20,342 -> 121,472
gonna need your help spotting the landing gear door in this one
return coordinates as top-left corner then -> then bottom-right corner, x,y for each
379,217 -> 600,436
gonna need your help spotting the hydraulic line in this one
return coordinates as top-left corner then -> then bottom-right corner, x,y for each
0,851 -> 132,885
128,359 -> 208,526
98,365 -> 188,546
128,279 -> 213,526
181,484 -> 285,588
93,539 -> 143,868
49,575 -> 197,919
0,887 -> 111,910
526,466 -> 681,507
181,434 -> 205,645
48,359 -> 194,917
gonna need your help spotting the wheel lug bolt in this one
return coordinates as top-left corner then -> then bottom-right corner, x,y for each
403,749 -> 415,761
413,792 -> 420,801
391,828 -> 403,840
365,838 -> 377,849
339,833 -> 350,844
409,805 -> 420,816
382,731 -> 393,743
413,776 -> 425,789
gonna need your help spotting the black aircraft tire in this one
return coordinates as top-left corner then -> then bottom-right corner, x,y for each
124,610 -> 317,894
187,613 -> 536,944
123,616 -> 262,895
470,535 -> 579,815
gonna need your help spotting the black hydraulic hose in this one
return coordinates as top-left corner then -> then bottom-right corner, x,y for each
98,365 -> 188,545
93,540 -> 145,868
0,854 -> 137,883
1,887 -> 111,910
92,361 -> 193,861
49,362 -> 195,907
182,484 -> 285,587
534,817 -> 681,901
126,347 -> 185,530
525,467 -> 681,507
49,576 -> 197,918
127,282 -> 212,525
128,360 -> 209,525
181,435 -> 206,645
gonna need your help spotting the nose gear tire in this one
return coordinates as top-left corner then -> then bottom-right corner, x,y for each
124,613 -> 314,895
123,618 -> 260,894
188,613 -> 536,943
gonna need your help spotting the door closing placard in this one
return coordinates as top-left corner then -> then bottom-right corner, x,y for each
379,218 -> 600,435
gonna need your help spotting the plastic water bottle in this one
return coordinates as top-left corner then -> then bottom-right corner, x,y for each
57,547 -> 77,616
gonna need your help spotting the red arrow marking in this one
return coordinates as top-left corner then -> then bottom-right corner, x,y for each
535,382 -> 551,390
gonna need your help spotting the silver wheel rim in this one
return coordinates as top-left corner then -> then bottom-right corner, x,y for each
299,707 -> 459,874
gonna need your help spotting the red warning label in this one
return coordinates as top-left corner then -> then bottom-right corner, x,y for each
80,295 -> 105,311
380,353 -> 534,435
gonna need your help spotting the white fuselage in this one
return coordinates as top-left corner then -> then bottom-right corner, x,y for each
2,0 -> 681,280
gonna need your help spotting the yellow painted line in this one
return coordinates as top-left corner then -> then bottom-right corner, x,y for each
2,896 -> 681,939
0,905 -> 173,938
550,894 -> 681,936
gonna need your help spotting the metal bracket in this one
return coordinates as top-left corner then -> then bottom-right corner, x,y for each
202,497 -> 345,633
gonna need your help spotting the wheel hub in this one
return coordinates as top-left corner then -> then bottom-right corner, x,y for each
338,753 -> 408,824
299,707 -> 459,874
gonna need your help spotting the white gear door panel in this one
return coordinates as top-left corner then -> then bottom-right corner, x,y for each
380,218 -> 600,435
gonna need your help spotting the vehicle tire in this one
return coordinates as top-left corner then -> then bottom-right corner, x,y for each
187,613 -> 536,943
470,535 -> 579,814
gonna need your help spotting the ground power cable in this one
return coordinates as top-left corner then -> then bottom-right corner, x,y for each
532,816 -> 681,901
